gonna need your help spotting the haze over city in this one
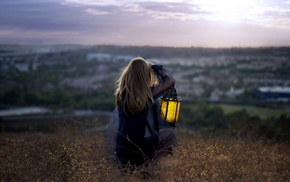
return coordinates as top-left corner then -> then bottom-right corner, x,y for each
1,0 -> 290,47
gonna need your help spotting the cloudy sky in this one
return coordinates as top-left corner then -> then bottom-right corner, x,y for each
1,0 -> 290,47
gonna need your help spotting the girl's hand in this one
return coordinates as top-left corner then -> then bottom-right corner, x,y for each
151,65 -> 163,74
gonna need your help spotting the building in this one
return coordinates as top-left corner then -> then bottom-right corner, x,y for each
253,86 -> 290,102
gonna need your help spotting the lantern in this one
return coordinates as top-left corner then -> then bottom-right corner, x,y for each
161,86 -> 181,127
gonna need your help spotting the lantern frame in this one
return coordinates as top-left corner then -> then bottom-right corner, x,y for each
161,86 -> 181,127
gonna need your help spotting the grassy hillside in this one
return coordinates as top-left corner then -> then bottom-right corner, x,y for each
215,104 -> 287,120
0,129 -> 289,181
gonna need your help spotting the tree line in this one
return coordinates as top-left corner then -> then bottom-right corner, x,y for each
180,101 -> 290,141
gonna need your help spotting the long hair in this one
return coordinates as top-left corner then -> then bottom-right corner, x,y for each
115,57 -> 156,116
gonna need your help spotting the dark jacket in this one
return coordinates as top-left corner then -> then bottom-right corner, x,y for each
116,67 -> 175,166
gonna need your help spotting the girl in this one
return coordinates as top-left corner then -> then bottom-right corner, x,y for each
108,57 -> 177,169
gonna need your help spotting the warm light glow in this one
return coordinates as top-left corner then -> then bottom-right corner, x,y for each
196,0 -> 263,23
161,100 -> 180,123
176,102 -> 180,121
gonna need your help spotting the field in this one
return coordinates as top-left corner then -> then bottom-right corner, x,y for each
216,104 -> 288,120
0,128 -> 289,181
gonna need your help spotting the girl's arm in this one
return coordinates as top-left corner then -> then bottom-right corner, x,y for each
152,65 -> 175,98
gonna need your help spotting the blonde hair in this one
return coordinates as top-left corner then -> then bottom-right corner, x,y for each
115,57 -> 156,115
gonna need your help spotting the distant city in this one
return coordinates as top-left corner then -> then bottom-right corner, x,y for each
1,44 -> 290,113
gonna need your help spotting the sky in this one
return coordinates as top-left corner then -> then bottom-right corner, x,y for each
1,0 -> 290,47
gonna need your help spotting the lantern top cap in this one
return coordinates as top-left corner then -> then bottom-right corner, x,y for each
162,86 -> 181,101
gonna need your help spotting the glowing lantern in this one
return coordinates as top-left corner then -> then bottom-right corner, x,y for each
161,86 -> 181,127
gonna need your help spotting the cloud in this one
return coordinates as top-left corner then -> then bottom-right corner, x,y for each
61,0 -> 290,25
137,1 -> 196,14
258,4 -> 290,29
62,0 -> 189,6
63,0 -> 205,21
62,0 -> 122,6
134,2 -> 204,21
0,1 -> 90,31
85,8 -> 111,15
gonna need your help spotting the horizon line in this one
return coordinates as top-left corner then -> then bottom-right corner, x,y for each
1,43 -> 290,49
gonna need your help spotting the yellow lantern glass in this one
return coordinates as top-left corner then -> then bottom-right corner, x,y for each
160,87 -> 181,126
161,100 -> 181,123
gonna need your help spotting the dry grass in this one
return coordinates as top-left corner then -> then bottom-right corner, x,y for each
0,129 -> 289,182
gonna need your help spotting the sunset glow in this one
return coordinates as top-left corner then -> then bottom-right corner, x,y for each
0,0 -> 290,47
196,0 -> 263,23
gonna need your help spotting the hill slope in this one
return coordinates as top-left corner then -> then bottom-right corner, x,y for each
0,130 -> 289,181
